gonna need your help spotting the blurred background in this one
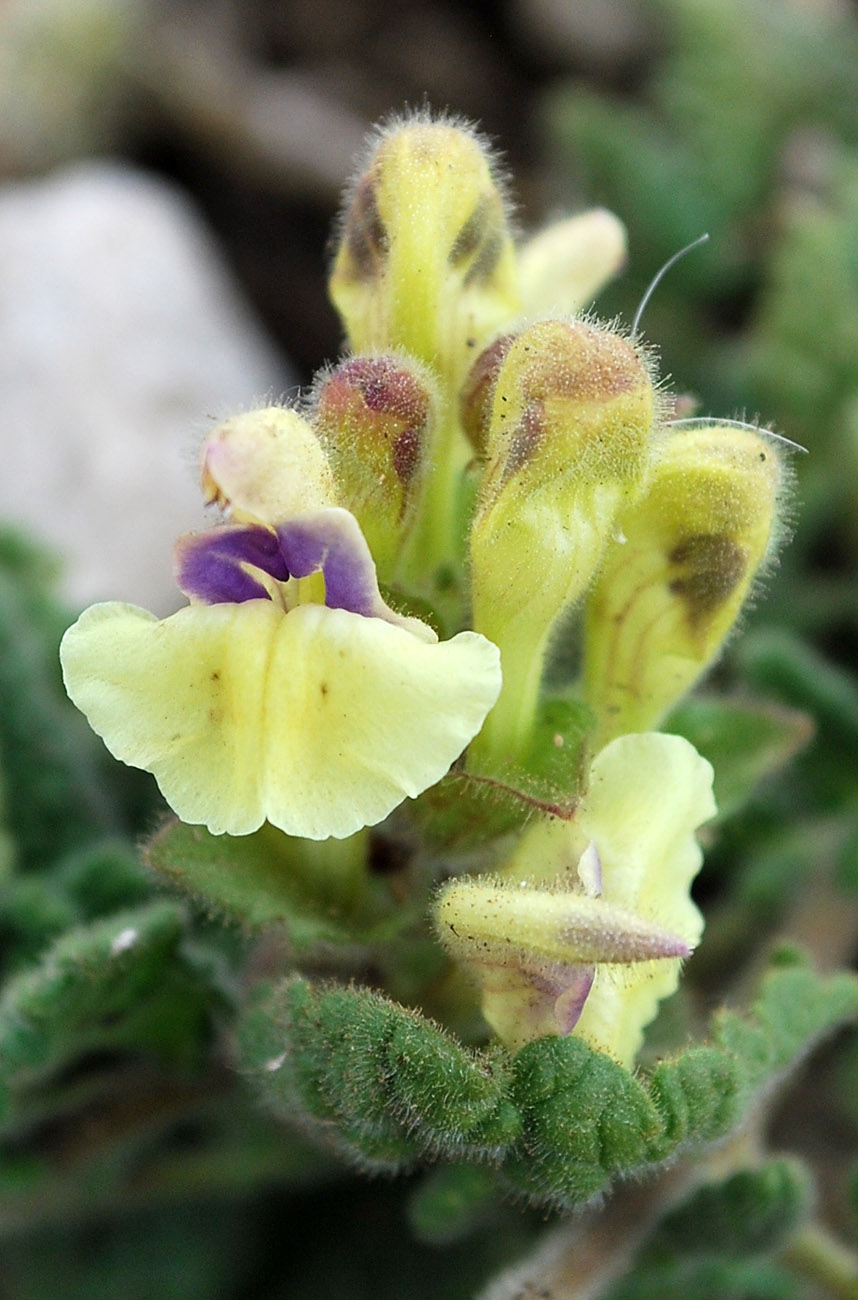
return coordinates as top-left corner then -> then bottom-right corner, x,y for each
3,1 -> 858,1297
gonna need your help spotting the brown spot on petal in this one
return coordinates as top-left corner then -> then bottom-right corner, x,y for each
669,533 -> 747,625
502,402 -> 544,481
392,427 -> 421,483
460,333 -> 516,453
449,195 -> 492,265
344,175 -> 389,280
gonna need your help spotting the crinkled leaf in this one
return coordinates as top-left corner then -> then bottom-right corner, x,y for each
235,959 -> 858,1207
237,976 -> 517,1172
652,1158 -> 812,1258
0,902 -> 228,1131
503,1035 -> 662,1205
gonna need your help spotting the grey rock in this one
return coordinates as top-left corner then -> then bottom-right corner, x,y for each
0,162 -> 291,614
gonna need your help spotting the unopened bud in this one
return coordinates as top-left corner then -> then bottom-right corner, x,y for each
584,424 -> 786,744
468,318 -> 655,766
313,355 -> 436,575
517,208 -> 628,316
329,116 -> 520,391
435,875 -> 689,1050
201,407 -> 336,526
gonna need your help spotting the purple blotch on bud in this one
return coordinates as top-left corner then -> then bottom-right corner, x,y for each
668,533 -> 748,626
313,354 -> 435,573
315,355 -> 430,489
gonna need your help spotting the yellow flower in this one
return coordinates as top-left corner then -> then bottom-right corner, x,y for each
436,733 -> 715,1065
61,408 -> 502,841
61,595 -> 500,840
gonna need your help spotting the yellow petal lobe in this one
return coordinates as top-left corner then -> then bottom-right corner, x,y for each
60,600 -> 502,840
571,732 -> 716,1065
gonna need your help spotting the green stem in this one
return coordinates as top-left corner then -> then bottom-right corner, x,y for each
294,829 -> 369,910
782,1223 -> 858,1300
398,408 -> 467,599
467,621 -> 550,773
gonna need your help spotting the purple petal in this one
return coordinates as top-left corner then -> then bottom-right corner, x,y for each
553,966 -> 596,1033
276,508 -> 384,619
174,525 -> 289,604
524,959 -> 596,1035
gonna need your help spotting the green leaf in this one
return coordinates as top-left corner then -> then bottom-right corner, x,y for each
666,694 -> 813,820
146,819 -> 408,951
236,959 -> 858,1206
647,1046 -> 743,1155
647,959 -> 858,1167
412,696 -> 593,856
606,1256 -> 800,1300
522,695 -> 594,795
502,1036 -> 662,1205
653,1159 -> 812,1256
0,532 -> 119,868
55,840 -> 153,919
2,1204 -> 256,1300
237,977 -> 517,1172
0,877 -> 79,978
714,958 -> 858,1093
738,630 -> 858,753
0,901 -> 228,1130
407,1164 -> 499,1245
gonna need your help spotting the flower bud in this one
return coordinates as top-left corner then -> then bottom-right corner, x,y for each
201,407 -> 336,526
312,355 -> 436,576
437,732 -> 713,1060
517,209 -> 628,316
583,424 -> 786,745
435,874 -> 689,1050
329,116 -> 520,391
468,318 -> 655,767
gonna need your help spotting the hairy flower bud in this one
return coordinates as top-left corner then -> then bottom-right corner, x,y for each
468,318 -> 655,767
436,873 -> 691,1051
329,115 -> 520,392
583,424 -> 786,745
312,355 -> 436,577
201,407 -> 336,526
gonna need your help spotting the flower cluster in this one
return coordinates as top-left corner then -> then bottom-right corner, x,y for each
61,113 -> 788,1062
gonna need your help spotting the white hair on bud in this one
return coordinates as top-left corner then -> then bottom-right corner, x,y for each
668,416 -> 808,455
631,233 -> 710,337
